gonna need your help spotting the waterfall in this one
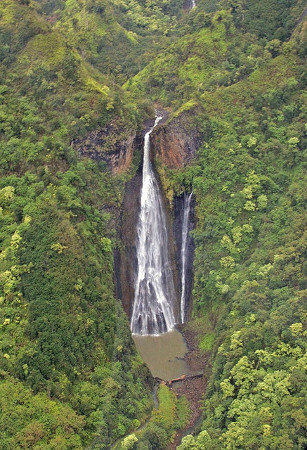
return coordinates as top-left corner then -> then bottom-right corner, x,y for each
191,0 -> 196,8
131,116 -> 176,335
180,192 -> 193,323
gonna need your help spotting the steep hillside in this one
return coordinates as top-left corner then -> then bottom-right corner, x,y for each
147,8 -> 307,450
125,0 -> 306,107
176,53 -> 306,449
34,0 -> 185,83
0,1 -> 153,447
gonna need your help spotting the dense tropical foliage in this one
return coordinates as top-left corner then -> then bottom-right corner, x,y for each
0,0 -> 306,448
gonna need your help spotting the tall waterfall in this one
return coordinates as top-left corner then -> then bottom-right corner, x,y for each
180,192 -> 193,323
131,116 -> 176,335
191,0 -> 196,8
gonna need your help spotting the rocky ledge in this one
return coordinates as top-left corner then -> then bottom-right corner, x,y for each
71,109 -> 203,174
151,111 -> 203,169
71,118 -> 137,174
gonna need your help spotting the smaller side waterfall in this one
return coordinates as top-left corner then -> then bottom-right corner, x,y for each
180,192 -> 193,323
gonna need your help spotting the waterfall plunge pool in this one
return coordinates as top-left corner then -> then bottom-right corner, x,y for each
133,329 -> 190,381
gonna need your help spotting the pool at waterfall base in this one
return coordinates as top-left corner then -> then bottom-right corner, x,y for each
133,328 -> 190,380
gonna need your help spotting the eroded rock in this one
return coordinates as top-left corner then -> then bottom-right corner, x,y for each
151,111 -> 203,169
71,119 -> 137,174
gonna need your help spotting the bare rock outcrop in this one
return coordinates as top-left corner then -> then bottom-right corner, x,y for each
71,119 -> 137,174
151,111 -> 203,169
71,109 -> 203,174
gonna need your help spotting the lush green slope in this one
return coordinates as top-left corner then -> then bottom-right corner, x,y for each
33,0 -> 185,83
178,53 -> 306,449
125,0 -> 305,107
151,9 -> 306,449
0,1 -> 153,447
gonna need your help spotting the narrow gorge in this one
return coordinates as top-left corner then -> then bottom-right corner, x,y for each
116,114 -> 197,381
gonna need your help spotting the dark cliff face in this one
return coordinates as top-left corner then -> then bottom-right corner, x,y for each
73,112 -> 200,323
115,164 -> 142,317
115,126 -> 181,322
151,111 -> 203,169
71,119 -> 137,174
117,179 -> 196,324
115,114 -> 198,324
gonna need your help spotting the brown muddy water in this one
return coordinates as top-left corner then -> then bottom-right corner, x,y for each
133,329 -> 190,380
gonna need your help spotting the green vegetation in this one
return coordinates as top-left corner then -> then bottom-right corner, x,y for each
116,385 -> 190,449
0,0 -> 153,447
0,0 -> 306,447
182,55 -> 307,447
147,4 -> 306,448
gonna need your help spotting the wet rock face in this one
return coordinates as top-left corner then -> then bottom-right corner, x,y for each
73,112 -> 199,322
115,127 -> 181,321
173,193 -> 195,321
71,119 -> 137,174
117,186 -> 196,324
151,112 -> 203,169
115,168 -> 142,317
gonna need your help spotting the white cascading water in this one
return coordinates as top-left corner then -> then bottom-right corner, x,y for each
131,116 -> 176,335
191,0 -> 196,8
180,192 -> 193,323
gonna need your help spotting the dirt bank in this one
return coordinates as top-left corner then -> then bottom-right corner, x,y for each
169,325 -> 210,449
